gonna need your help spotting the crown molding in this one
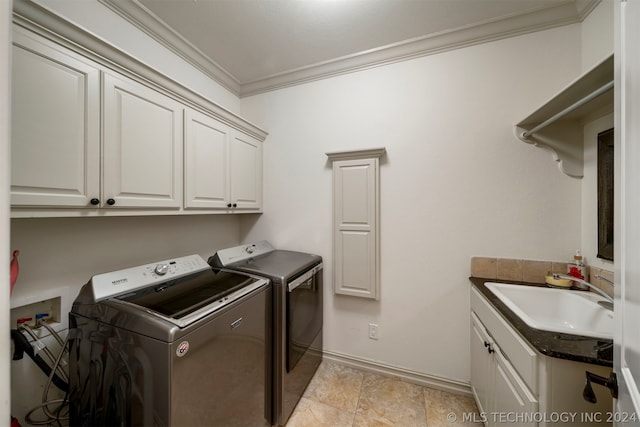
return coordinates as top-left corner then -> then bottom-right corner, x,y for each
241,0 -> 600,97
326,147 -> 387,161
88,0 -> 600,97
98,0 -> 241,96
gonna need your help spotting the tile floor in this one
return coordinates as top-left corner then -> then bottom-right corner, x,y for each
286,360 -> 483,427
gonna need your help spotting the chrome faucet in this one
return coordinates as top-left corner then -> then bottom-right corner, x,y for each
594,274 -> 615,286
552,273 -> 614,307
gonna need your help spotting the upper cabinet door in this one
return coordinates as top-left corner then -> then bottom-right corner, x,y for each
184,109 -> 230,209
103,72 -> 183,209
11,28 -> 100,207
229,132 -> 262,210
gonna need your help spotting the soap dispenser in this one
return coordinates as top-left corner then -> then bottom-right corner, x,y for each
567,250 -> 587,290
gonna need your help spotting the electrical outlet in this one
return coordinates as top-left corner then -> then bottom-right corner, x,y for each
368,323 -> 379,340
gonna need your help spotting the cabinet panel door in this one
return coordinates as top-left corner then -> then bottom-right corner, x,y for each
470,313 -> 493,417
333,158 -> 379,299
103,72 -> 182,208
11,28 -> 100,207
184,109 -> 229,209
493,349 -> 537,427
229,132 -> 262,210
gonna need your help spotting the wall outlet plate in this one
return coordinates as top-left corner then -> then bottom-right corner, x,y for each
369,323 -> 379,340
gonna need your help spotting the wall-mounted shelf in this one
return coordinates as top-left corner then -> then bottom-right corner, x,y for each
515,55 -> 613,178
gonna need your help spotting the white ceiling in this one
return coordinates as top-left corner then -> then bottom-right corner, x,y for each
100,0 -> 599,97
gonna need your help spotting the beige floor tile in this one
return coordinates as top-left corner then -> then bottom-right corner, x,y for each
353,373 -> 427,427
424,388 -> 483,427
286,397 -> 355,427
303,360 -> 365,412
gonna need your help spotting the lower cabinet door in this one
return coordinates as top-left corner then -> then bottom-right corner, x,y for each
471,313 -> 493,416
492,348 -> 538,427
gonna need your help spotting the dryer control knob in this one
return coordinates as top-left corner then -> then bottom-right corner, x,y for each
154,264 -> 169,275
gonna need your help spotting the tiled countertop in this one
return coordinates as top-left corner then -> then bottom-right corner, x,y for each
470,277 -> 613,367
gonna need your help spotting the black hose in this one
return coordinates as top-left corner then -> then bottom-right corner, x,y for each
10,329 -> 69,393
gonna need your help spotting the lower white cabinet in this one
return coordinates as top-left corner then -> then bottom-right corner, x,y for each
471,312 -> 537,427
471,286 -> 614,426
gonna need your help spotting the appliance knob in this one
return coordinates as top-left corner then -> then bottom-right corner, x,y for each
106,198 -> 116,206
155,264 -> 169,275
89,198 -> 100,206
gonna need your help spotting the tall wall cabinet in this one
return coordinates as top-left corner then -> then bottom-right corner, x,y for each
10,6 -> 266,218
326,148 -> 385,300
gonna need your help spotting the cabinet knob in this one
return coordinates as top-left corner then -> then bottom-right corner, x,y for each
232,203 -> 237,208
484,341 -> 490,348
487,346 -> 495,354
106,198 -> 116,206
227,203 -> 232,208
89,198 -> 100,206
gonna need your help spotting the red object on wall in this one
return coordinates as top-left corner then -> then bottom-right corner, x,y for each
10,250 -> 19,295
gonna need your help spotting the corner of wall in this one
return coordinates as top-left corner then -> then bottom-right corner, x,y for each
581,0 -> 614,72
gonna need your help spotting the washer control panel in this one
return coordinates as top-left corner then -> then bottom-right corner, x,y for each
91,254 -> 210,302
212,241 -> 275,266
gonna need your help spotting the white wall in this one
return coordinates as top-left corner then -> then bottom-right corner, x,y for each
580,0 -> 615,273
240,25 -> 584,383
31,0 -> 241,114
1,0 -> 12,422
10,215 -> 242,305
581,0 -> 614,72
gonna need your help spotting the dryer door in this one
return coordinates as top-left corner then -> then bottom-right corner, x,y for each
286,265 -> 323,372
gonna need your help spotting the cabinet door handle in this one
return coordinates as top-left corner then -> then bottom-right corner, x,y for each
484,341 -> 495,353
583,371 -> 618,403
89,198 -> 100,206
106,198 -> 116,206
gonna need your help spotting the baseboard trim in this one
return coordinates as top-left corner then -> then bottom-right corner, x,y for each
322,350 -> 472,397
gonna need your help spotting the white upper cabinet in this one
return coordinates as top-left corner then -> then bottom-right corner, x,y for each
11,27 -> 100,207
229,131 -> 262,210
184,108 -> 230,209
10,17 -> 267,217
184,109 -> 263,211
103,72 -> 183,209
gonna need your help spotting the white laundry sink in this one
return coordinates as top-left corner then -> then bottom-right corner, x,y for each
485,282 -> 614,340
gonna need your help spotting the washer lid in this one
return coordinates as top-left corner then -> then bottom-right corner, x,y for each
212,247 -> 322,283
115,269 -> 259,321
